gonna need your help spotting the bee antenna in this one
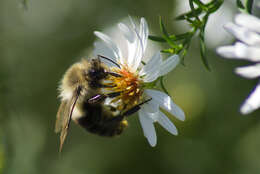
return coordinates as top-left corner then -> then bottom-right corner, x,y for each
98,55 -> 121,68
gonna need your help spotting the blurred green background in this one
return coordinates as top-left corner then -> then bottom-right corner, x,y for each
1,0 -> 260,174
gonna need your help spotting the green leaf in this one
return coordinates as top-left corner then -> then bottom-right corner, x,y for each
236,0 -> 245,9
202,13 -> 209,27
189,0 -> 201,22
170,33 -> 192,41
206,0 -> 223,6
180,49 -> 187,65
159,16 -> 170,39
197,14 -> 211,71
207,0 -> 224,13
161,48 -> 175,54
199,31 -> 210,71
175,8 -> 203,20
149,35 -> 166,42
246,0 -> 254,14
179,39 -> 191,65
193,0 -> 208,10
159,16 -> 178,49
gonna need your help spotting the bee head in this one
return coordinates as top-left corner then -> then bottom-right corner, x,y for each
88,59 -> 107,80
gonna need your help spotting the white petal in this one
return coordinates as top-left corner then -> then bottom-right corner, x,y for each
139,18 -> 149,54
235,13 -> 260,34
118,22 -> 137,65
217,42 -> 260,61
130,33 -> 143,71
118,23 -> 135,43
138,110 -> 157,147
142,99 -> 159,113
217,45 -> 237,58
121,17 -> 149,72
127,17 -> 144,71
140,52 -> 162,82
240,82 -> 260,114
145,89 -> 185,121
224,22 -> 260,46
235,64 -> 260,79
159,54 -> 180,76
94,31 -> 122,61
157,111 -> 178,135
128,15 -> 137,30
93,42 -> 118,63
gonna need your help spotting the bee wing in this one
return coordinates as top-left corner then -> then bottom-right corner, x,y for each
55,101 -> 68,133
55,87 -> 82,152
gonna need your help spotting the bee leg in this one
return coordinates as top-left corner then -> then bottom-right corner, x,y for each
87,94 -> 106,104
99,84 -> 116,88
105,71 -> 122,78
88,91 -> 121,104
89,81 -> 116,88
122,98 -> 152,117
106,98 -> 152,122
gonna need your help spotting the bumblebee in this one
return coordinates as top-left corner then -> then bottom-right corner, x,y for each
55,55 -> 150,152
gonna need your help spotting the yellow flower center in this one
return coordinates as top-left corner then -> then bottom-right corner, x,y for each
107,65 -> 143,111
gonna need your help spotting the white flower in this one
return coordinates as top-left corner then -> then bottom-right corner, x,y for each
217,13 -> 260,115
94,17 -> 185,146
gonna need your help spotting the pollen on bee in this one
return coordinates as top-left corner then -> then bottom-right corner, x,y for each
120,120 -> 128,128
126,86 -> 132,90
129,92 -> 135,96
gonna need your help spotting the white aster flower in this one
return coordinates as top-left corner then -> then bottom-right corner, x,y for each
93,17 -> 185,146
217,13 -> 260,115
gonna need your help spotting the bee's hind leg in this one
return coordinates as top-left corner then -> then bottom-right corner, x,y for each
122,98 -> 152,117
107,98 -> 152,122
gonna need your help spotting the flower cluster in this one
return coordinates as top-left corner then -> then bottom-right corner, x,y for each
94,17 -> 185,146
217,13 -> 260,114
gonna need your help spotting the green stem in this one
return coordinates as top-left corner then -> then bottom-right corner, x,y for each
246,0 -> 254,14
160,77 -> 170,96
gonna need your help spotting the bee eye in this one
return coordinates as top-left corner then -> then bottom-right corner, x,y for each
88,69 -> 96,76
88,68 -> 106,79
